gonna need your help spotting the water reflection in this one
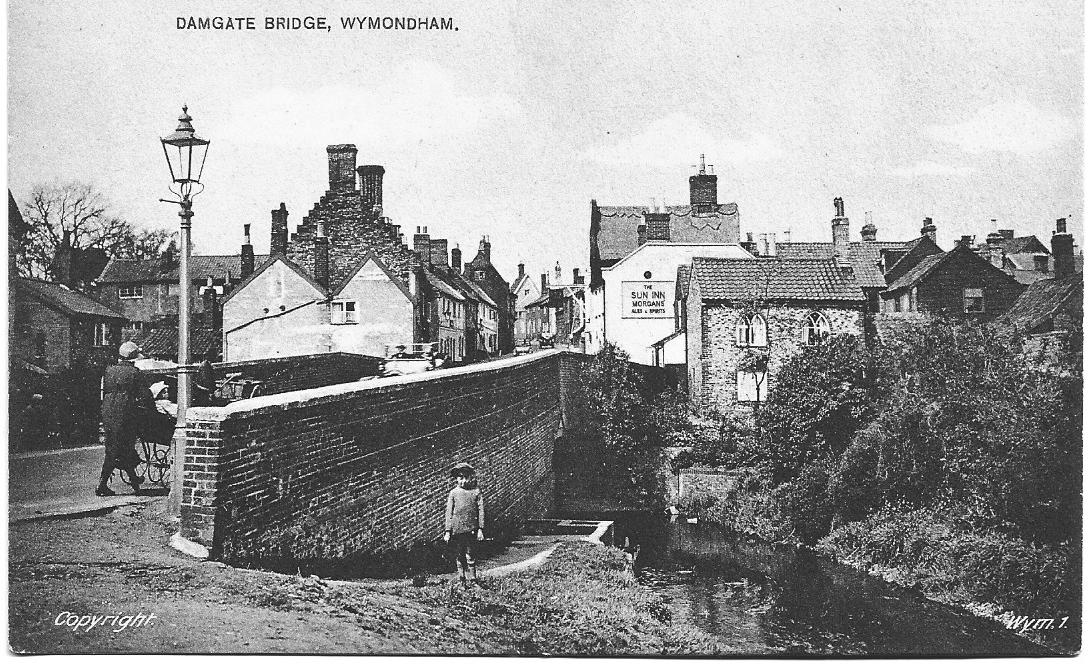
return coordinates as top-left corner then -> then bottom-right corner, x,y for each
625,515 -> 1049,656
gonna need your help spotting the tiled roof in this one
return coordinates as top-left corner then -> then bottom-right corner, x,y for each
999,236 -> 1049,254
17,278 -> 124,320
596,203 -> 739,262
464,278 -> 498,308
777,241 -> 912,288
98,254 -> 269,284
881,252 -> 948,293
131,327 -> 221,361
422,266 -> 466,301
995,273 -> 1082,332
691,257 -> 865,302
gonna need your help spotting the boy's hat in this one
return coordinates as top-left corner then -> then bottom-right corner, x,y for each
450,462 -> 475,478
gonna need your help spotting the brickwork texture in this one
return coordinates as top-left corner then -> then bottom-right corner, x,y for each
182,352 -> 565,567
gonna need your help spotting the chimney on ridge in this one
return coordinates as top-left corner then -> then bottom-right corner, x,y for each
357,165 -> 384,215
518,262 -> 525,278
831,197 -> 851,268
271,203 -> 289,256
644,208 -> 671,241
451,245 -> 462,272
413,226 -> 431,264
689,154 -> 718,213
52,230 -> 73,286
985,231 -> 1006,268
241,224 -> 255,279
921,217 -> 937,244
573,268 -> 582,284
478,236 -> 491,263
861,211 -> 877,242
1053,217 -> 1075,279
327,144 -> 358,192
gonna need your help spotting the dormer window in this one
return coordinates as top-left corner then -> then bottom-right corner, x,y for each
803,312 -> 831,344
735,313 -> 767,347
963,288 -> 984,313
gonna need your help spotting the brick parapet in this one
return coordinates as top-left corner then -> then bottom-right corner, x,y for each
182,351 -> 567,565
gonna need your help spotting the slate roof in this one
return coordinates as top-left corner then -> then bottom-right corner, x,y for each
98,254 -> 269,284
596,203 -> 740,262
132,327 -> 220,361
998,236 -> 1049,255
776,241 -> 912,289
422,266 -> 466,301
17,278 -> 124,320
995,273 -> 1082,332
690,257 -> 866,302
222,254 -> 326,303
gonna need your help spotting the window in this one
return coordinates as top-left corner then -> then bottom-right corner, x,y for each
331,300 -> 359,324
127,321 -> 144,332
899,293 -> 910,312
524,289 -> 529,295
736,370 -> 767,402
963,288 -> 984,313
94,322 -> 110,347
735,313 -> 767,347
803,312 -> 831,344
475,271 -> 485,281
118,285 -> 143,299
1034,255 -> 1049,272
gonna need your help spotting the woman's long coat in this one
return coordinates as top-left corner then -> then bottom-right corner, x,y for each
101,361 -> 153,469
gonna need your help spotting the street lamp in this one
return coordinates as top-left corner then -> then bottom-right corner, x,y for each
160,105 -> 210,516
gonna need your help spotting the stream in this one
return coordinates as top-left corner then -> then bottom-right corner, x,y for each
608,513 -> 1056,657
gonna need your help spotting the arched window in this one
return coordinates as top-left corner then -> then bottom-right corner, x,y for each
735,313 -> 767,347
803,311 -> 831,344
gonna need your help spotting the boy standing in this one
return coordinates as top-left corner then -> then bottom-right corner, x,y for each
444,462 -> 485,587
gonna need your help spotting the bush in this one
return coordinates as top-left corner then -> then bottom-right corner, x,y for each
819,508 -> 1077,624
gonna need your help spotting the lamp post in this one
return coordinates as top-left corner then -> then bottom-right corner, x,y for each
160,105 -> 210,516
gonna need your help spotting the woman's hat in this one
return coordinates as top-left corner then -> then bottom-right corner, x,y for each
450,462 -> 475,478
118,341 -> 143,360
149,381 -> 169,399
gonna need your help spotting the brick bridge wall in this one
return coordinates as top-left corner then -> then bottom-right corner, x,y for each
213,352 -> 381,400
182,351 -> 566,566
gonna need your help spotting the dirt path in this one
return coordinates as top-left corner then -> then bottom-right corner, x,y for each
10,500 -> 720,655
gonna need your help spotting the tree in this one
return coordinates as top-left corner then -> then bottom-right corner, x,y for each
15,182 -> 170,279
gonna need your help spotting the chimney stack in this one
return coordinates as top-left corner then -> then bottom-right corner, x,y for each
832,197 -> 851,268
241,224 -> 255,278
1052,217 -> 1074,279
985,231 -> 1006,268
326,144 -> 358,192
357,165 -> 384,215
998,228 -> 1014,240
637,222 -> 647,246
860,211 -> 877,242
451,245 -> 462,272
644,209 -> 671,241
573,268 -> 582,284
518,262 -> 525,278
921,217 -> 937,244
429,238 -> 449,267
478,236 -> 491,263
414,226 -> 431,264
314,222 -> 330,288
957,235 -> 974,248
541,272 -> 548,294
271,203 -> 289,256
202,281 -> 221,332
554,261 -> 562,284
689,154 -> 718,213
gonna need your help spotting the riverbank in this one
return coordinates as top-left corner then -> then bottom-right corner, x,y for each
10,501 -> 726,655
678,494 -> 1077,655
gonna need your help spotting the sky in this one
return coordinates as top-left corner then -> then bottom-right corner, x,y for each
6,0 -> 1084,282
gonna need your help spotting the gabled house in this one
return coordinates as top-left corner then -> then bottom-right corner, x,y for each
461,237 -> 515,354
685,257 -> 866,411
879,238 -> 1025,320
222,250 -> 416,362
511,263 -> 541,344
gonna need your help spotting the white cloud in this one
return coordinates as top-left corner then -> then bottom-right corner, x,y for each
581,112 -> 781,167
890,160 -> 973,178
924,99 -> 1077,154
219,60 -> 520,148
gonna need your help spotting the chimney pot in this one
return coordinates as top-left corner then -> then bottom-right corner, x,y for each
241,223 -> 255,279
921,217 -> 937,244
518,262 -> 525,278
1052,218 -> 1075,278
451,245 -> 462,272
